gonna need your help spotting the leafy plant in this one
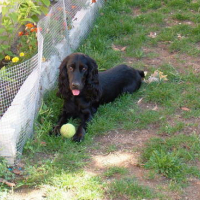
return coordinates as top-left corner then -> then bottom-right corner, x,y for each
0,0 -> 50,61
142,135 -> 200,181
108,177 -> 157,199
0,67 -> 16,82
0,157 -> 14,181
145,149 -> 184,179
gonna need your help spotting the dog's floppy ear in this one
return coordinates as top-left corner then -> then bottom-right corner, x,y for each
85,55 -> 102,101
57,56 -> 71,99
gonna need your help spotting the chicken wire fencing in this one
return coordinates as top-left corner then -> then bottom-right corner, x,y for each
0,0 -> 104,165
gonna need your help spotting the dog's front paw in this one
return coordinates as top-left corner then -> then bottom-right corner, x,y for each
49,125 -> 61,136
72,127 -> 86,142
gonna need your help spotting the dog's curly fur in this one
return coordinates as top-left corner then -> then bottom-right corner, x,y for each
51,53 -> 145,142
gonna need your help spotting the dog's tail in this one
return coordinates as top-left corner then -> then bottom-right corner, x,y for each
137,70 -> 145,78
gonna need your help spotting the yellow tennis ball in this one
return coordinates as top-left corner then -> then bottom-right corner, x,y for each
60,123 -> 76,138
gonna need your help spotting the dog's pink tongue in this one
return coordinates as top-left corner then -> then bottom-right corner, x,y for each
72,90 -> 80,96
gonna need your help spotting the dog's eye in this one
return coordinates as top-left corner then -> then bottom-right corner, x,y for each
68,66 -> 73,71
82,67 -> 87,71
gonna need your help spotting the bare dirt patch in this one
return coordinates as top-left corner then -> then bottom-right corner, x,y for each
7,187 -> 46,200
7,185 -> 74,200
125,43 -> 200,74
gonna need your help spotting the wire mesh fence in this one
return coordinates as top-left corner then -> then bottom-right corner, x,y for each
0,0 -> 104,164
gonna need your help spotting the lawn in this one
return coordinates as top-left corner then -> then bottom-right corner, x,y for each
1,0 -> 200,199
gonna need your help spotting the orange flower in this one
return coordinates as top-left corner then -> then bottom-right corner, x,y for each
31,28 -> 38,32
18,31 -> 23,36
26,23 -> 34,29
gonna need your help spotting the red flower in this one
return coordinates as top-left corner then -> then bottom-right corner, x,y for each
18,32 -> 24,36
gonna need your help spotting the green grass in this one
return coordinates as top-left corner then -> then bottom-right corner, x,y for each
104,166 -> 128,178
142,134 -> 200,181
107,177 -> 162,200
1,0 -> 200,199
159,121 -> 185,135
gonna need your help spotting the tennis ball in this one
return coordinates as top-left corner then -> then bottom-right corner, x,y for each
60,123 -> 76,138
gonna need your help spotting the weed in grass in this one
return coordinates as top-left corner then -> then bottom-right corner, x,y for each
159,121 -> 185,135
145,170 -> 157,180
181,87 -> 200,110
172,13 -> 191,21
108,177 -> 158,200
105,144 -> 118,154
23,139 -> 39,155
46,172 -> 104,200
130,0 -> 162,8
144,82 -> 181,107
126,109 -> 162,130
170,39 -> 200,56
134,49 -> 145,58
168,179 -> 187,192
104,166 -> 128,178
143,1 -> 162,11
133,12 -> 164,25
157,27 -> 176,42
145,149 -> 185,180
0,157 -> 15,181
167,0 -> 190,9
142,134 -> 200,181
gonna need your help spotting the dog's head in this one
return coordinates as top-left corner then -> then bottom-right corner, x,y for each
57,53 -> 100,100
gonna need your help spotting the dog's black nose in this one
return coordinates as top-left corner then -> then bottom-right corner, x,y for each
72,82 -> 80,88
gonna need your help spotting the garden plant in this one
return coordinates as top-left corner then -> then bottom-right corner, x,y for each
0,0 -> 50,69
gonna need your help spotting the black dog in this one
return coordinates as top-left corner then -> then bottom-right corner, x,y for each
52,53 -> 145,142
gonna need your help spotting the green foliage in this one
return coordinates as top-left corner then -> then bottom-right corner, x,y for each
142,134 -> 200,181
108,177 -> 157,199
145,149 -> 184,179
18,26 -> 38,56
159,121 -> 185,135
104,166 -> 128,177
167,0 -> 192,9
0,157 -> 14,181
0,0 -> 50,59
0,67 -> 16,82
173,13 -> 190,21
